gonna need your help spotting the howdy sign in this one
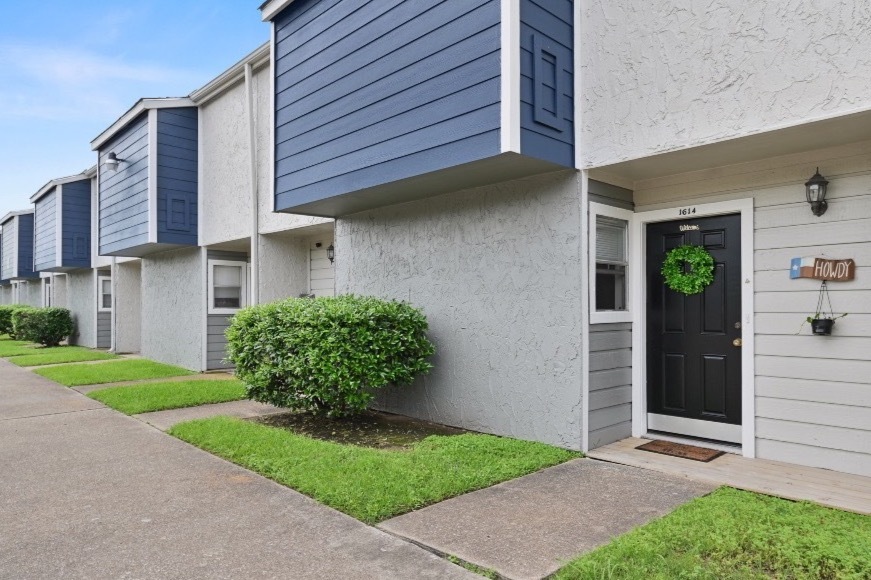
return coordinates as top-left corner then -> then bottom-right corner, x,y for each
790,257 -> 856,281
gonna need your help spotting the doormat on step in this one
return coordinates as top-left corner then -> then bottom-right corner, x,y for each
636,440 -> 725,462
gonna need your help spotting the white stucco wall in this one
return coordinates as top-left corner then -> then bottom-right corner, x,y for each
18,281 -> 41,307
0,286 -> 10,305
336,170 -> 585,449
66,270 -> 95,347
140,248 -> 202,370
258,233 -> 310,304
633,139 -> 871,476
581,0 -> 871,167
114,260 -> 141,354
52,274 -> 68,309
199,62 -> 330,247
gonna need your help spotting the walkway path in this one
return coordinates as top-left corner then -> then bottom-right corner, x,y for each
0,359 -> 476,579
135,399 -> 287,430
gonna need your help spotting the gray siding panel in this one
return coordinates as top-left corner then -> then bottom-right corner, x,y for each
16,214 -> 37,279
97,311 -> 111,349
33,190 -> 57,271
273,0 -> 501,212
99,114 -> 150,255
589,323 -> 632,449
0,219 -> 15,280
589,179 -> 634,210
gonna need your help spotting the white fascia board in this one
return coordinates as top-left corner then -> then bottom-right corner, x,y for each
147,109 -> 159,244
55,185 -> 64,269
0,209 -> 34,226
83,164 -> 98,178
30,172 -> 91,203
91,97 -> 194,151
260,0 -> 296,22
500,0 -> 521,153
190,43 -> 271,106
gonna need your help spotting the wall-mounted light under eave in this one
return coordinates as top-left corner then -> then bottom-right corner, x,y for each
104,152 -> 122,172
805,167 -> 829,217
327,244 -> 335,264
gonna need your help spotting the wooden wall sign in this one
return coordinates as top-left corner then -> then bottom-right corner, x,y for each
790,257 -> 855,281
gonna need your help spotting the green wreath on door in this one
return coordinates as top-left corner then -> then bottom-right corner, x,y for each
661,245 -> 715,295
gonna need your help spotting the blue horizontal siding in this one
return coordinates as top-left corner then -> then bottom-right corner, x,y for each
519,0 -> 574,167
156,108 -> 197,246
273,0 -> 501,212
33,190 -> 57,271
61,179 -> 91,268
99,113 -> 149,255
16,214 -> 37,278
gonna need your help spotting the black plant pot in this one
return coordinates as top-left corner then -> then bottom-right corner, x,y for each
811,318 -> 835,336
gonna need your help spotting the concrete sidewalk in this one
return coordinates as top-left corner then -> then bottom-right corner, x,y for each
0,359 -> 475,579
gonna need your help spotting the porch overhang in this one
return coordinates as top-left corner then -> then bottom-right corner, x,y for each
589,107 -> 871,184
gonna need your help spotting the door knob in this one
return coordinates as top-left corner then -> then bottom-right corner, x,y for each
733,338 -> 743,347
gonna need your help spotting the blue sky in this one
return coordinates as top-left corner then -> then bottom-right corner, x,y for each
0,1 -> 268,217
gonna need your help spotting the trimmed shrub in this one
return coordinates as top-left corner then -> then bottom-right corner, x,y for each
227,295 -> 435,417
0,305 -> 34,337
12,307 -> 74,346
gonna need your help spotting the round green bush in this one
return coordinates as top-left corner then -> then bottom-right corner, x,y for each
226,295 -> 436,417
12,307 -> 74,346
0,305 -> 36,339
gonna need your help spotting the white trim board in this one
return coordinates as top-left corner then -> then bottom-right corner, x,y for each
91,97 -> 193,150
54,185 -> 63,269
500,0 -> 521,153
630,198 -> 756,458
147,109 -> 159,244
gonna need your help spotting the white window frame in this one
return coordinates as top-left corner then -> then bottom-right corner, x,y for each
208,259 -> 248,315
42,277 -> 52,308
97,275 -> 112,312
589,202 -> 634,324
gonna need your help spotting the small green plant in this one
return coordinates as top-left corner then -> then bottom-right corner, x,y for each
227,295 -> 436,417
798,281 -> 848,335
0,305 -> 36,338
12,307 -> 74,346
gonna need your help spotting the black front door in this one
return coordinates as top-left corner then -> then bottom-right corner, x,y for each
646,213 -> 742,436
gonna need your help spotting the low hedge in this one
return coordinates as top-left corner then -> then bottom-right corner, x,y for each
0,305 -> 34,337
12,307 -> 74,347
227,295 -> 435,417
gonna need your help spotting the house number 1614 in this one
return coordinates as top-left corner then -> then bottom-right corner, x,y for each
678,207 -> 697,216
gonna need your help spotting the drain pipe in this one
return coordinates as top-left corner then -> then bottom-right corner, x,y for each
245,62 -> 260,306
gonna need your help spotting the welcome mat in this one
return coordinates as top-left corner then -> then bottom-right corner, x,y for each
636,440 -> 725,462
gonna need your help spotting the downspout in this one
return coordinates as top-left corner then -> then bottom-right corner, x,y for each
110,257 -> 117,352
245,63 -> 260,306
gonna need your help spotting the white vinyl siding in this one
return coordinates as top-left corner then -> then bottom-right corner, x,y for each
309,240 -> 335,297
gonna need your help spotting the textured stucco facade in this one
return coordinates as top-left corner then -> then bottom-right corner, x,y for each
66,270 -> 95,347
17,281 -> 41,307
258,233 -> 310,304
114,260 -> 141,354
580,0 -> 871,167
140,248 -> 202,370
336,171 -> 585,449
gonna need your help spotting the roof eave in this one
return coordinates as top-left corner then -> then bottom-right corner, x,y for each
90,97 -> 195,151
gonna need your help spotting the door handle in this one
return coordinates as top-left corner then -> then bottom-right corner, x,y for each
733,338 -> 743,347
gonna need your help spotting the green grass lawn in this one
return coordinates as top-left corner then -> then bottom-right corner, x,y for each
9,348 -> 118,367
88,379 -> 247,415
0,340 -> 41,357
555,487 -> 871,580
169,416 -> 580,524
35,359 -> 193,386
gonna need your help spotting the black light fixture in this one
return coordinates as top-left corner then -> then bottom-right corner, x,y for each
326,244 -> 335,264
805,167 -> 829,217
104,152 -> 122,172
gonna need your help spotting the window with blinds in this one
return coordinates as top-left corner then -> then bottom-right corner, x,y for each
595,216 -> 627,311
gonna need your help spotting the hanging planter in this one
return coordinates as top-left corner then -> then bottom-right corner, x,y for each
802,280 -> 848,336
661,245 -> 715,295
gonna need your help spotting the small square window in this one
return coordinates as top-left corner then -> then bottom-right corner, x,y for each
98,276 -> 112,312
208,260 -> 247,314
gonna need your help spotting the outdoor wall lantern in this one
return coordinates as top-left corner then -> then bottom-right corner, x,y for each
805,167 -> 829,217
327,244 -> 335,264
104,152 -> 123,172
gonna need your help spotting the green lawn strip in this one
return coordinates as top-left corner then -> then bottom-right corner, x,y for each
169,416 -> 580,524
35,359 -> 193,386
88,380 -> 247,415
0,340 -> 41,357
9,348 -> 118,367
554,486 -> 871,580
